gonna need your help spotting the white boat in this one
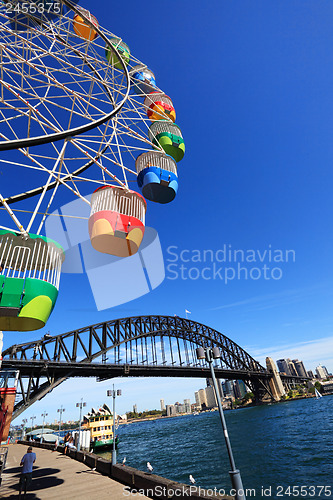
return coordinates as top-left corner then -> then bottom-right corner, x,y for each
315,388 -> 323,399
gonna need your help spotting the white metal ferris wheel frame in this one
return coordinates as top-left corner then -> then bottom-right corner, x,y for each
0,0 -> 131,151
0,0 -> 173,238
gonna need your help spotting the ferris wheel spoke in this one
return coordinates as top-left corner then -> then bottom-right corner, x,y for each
0,192 -> 28,236
71,136 -> 127,188
26,139 -> 70,232
36,177 -> 62,235
110,118 -> 129,188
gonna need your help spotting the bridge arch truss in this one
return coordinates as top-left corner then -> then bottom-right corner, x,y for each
2,315 -> 273,419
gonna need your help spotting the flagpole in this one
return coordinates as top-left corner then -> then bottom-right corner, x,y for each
185,310 -> 191,319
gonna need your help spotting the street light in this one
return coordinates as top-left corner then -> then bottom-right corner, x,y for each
30,415 -> 36,435
107,385 -> 122,465
57,405 -> 65,436
76,399 -> 86,452
41,411 -> 48,443
196,346 -> 246,500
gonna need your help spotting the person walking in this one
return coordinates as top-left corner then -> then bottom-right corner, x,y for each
19,446 -> 36,498
63,432 -> 71,454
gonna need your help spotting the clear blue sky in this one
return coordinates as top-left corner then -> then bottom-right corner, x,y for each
3,0 -> 333,425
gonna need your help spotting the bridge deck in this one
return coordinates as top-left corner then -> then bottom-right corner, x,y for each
0,444 -> 150,499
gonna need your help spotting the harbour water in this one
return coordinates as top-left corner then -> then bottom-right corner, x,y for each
97,395 -> 333,498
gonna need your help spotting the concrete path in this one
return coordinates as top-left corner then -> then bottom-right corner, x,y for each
0,444 -> 150,500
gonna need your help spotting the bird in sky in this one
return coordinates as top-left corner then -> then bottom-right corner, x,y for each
147,462 -> 153,473
189,475 -> 196,484
122,457 -> 126,466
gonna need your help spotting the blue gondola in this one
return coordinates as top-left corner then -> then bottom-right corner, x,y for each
135,152 -> 178,204
130,65 -> 157,95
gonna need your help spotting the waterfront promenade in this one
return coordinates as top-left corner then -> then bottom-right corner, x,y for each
0,444 -> 150,499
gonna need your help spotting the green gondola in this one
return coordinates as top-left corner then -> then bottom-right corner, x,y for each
0,230 -> 65,331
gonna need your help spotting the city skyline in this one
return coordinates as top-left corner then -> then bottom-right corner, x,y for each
17,354 -> 332,428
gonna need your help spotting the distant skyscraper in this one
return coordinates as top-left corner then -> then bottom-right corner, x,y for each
277,359 -> 290,375
205,386 -> 217,408
175,403 -> 185,413
223,380 -> 235,399
292,359 -> 307,378
133,404 -> 137,413
166,404 -> 176,416
277,358 -> 298,376
160,399 -> 165,411
184,399 -> 191,413
316,365 -> 327,379
207,378 -> 224,399
287,359 -> 298,377
307,370 -> 314,379
233,380 -> 247,400
195,389 -> 208,409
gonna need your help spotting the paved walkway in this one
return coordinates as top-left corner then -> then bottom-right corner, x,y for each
0,444 -> 150,500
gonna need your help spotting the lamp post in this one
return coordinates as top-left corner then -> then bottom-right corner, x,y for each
30,415 -> 36,435
41,411 -> 48,443
76,399 -> 86,452
107,386 -> 121,465
196,346 -> 246,500
57,406 -> 65,436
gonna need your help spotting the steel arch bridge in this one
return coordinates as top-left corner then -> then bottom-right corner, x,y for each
2,315 -> 276,419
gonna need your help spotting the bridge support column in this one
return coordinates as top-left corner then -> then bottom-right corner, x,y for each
266,357 -> 286,401
249,378 -> 273,404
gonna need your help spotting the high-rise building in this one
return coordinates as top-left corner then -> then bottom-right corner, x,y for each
206,378 -> 224,399
292,359 -> 307,378
266,357 -> 286,400
277,358 -> 298,376
307,370 -> 314,379
277,359 -> 290,375
316,365 -> 327,380
222,380 -> 235,399
133,404 -> 137,413
184,399 -> 191,413
175,403 -> 185,413
195,389 -> 208,409
166,404 -> 176,416
233,380 -> 247,400
160,399 -> 165,411
287,359 -> 298,377
205,386 -> 217,408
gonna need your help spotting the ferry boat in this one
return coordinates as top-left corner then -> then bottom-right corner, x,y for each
83,405 -> 119,452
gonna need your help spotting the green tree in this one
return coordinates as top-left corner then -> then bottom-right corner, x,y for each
314,381 -> 322,391
243,392 -> 254,402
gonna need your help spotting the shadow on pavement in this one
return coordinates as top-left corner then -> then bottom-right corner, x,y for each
6,467 -> 64,495
3,466 -> 60,479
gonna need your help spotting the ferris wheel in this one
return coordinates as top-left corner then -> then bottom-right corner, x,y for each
0,0 -> 185,331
